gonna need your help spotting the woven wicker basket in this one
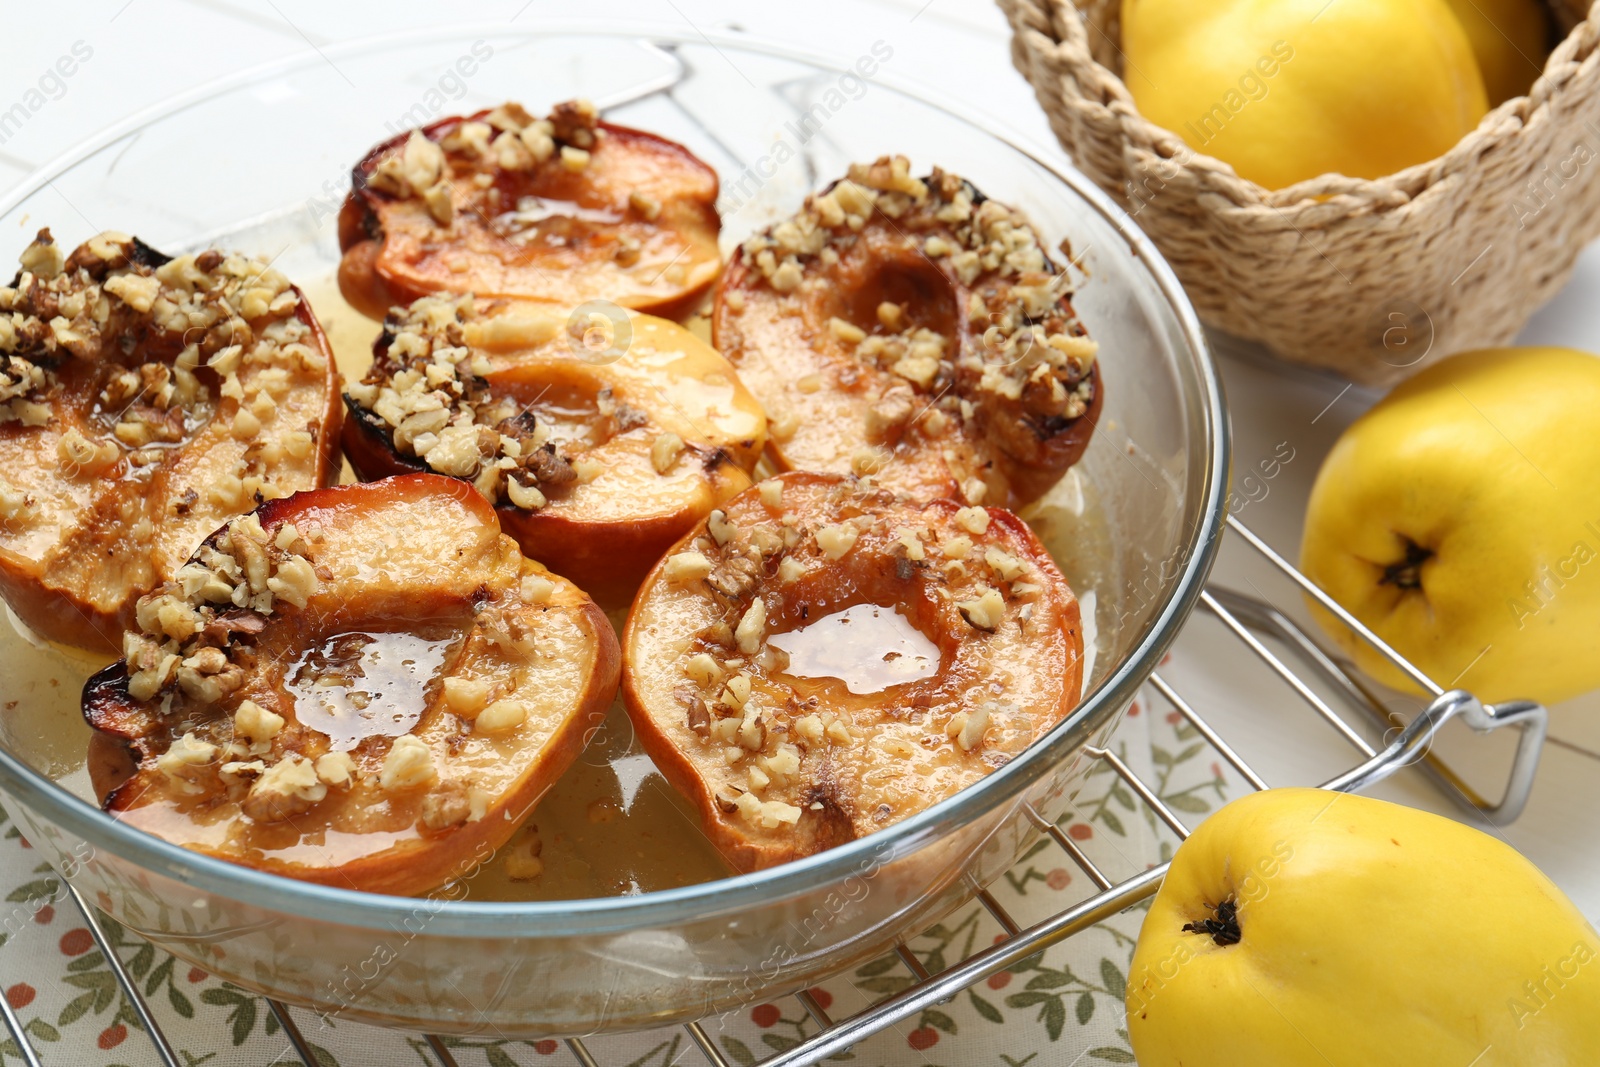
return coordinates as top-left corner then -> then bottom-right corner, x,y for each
1001,0 -> 1600,385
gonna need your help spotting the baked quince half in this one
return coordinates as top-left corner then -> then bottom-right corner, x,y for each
83,474 -> 618,896
622,471 -> 1084,871
713,157 -> 1103,510
342,294 -> 766,602
0,229 -> 341,653
338,100 -> 721,321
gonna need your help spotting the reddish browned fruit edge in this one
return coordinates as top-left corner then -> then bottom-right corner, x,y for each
81,472 -> 620,895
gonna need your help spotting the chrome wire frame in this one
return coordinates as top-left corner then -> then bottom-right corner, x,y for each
0,514 -> 1548,1067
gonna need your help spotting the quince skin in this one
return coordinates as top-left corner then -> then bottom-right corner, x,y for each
1301,346 -> 1600,706
1121,0 -> 1488,188
1128,788 -> 1600,1065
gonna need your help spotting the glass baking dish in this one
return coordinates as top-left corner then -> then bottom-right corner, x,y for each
0,23 -> 1226,1035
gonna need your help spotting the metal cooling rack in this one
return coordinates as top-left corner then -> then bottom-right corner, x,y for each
0,513 -> 1552,1067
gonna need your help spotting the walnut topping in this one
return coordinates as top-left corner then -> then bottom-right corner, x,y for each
665,550 -> 713,584
347,294 -> 603,513
734,597 -> 767,655
520,575 -> 556,604
941,534 -> 973,559
124,514 -> 318,707
443,676 -> 490,717
733,791 -> 803,829
736,159 -> 1098,439
947,701 -> 994,752
475,699 -> 528,735
233,699 -> 283,754
985,545 -> 1025,582
815,524 -> 858,560
956,586 -> 1005,632
685,652 -> 724,688
0,228 -> 311,489
0,480 -> 34,524
242,755 -> 327,822
380,734 -> 437,791
651,432 -> 684,474
56,428 -> 118,476
370,100 -> 601,220
155,732 -> 217,795
420,780 -> 474,831
707,508 -> 737,546
559,146 -> 591,172
954,506 -> 990,536
314,750 -> 356,789
628,190 -> 662,221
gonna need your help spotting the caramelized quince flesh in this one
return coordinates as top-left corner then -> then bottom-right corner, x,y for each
713,159 -> 1102,510
83,474 -> 619,896
339,102 -> 721,321
623,471 -> 1083,872
342,296 -> 766,603
0,230 -> 341,653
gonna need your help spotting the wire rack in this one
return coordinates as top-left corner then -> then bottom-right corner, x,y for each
0,513 -> 1551,1067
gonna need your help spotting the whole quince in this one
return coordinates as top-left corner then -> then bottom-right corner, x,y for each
1121,0 -> 1489,189
1128,788 -> 1600,1066
1301,346 -> 1600,706
1445,0 -> 1552,105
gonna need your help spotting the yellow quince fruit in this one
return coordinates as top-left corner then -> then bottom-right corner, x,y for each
1301,346 -> 1600,706
1445,0 -> 1552,105
1128,787 -> 1600,1066
1121,0 -> 1489,189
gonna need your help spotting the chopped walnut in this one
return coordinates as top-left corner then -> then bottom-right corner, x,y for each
314,750 -> 357,789
155,732 -> 217,795
665,551 -> 713,584
734,597 -> 767,655
420,780 -> 474,830
232,699 -> 283,754
815,524 -> 858,560
345,294 -> 605,513
124,513 -> 319,709
956,587 -> 1005,632
475,699 -> 528,735
736,158 -> 1098,436
443,676 -> 490,717
651,432 -> 684,474
371,100 -> 603,223
242,755 -> 327,822
380,734 -> 437,791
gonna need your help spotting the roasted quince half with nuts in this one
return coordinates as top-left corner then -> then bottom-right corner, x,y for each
338,99 -> 722,321
622,471 -> 1084,871
82,474 -> 619,895
713,157 -> 1102,510
342,294 -> 766,602
0,229 -> 341,653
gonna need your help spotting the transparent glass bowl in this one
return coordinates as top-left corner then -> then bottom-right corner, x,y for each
0,24 -> 1226,1034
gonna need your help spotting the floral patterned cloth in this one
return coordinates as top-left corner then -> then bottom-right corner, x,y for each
0,676 -> 1241,1067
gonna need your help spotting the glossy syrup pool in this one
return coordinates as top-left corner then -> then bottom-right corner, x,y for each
0,271 -> 1115,903
287,628 -> 461,751
769,603 -> 940,696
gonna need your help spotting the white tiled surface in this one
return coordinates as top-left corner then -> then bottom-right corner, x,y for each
5,0 -> 1600,1048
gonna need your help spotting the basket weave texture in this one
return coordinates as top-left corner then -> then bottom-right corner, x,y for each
1001,0 -> 1600,385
